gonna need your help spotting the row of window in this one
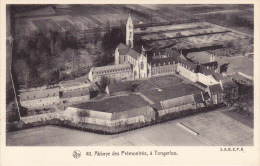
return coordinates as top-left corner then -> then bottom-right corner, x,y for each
179,63 -> 194,71
95,68 -> 130,75
152,61 -> 175,67
26,93 -> 57,99
151,69 -> 175,75
152,66 -> 175,71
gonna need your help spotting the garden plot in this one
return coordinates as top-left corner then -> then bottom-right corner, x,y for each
142,34 -> 166,40
15,19 -> 38,36
162,30 -> 193,38
135,22 -> 206,34
92,14 -> 127,26
70,5 -> 118,15
32,19 -> 61,32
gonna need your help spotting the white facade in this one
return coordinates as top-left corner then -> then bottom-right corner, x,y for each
133,51 -> 149,79
177,64 -> 197,82
196,73 -> 219,85
126,14 -> 134,48
20,96 -> 60,108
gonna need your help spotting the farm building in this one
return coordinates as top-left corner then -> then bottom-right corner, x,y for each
201,92 -> 212,107
193,93 -> 206,109
88,63 -> 132,83
19,78 -> 98,109
71,94 -> 149,113
59,88 -> 90,103
19,88 -> 60,108
67,94 -> 155,127
220,78 -> 239,100
207,84 -> 224,105
147,48 -> 179,76
177,59 -> 198,82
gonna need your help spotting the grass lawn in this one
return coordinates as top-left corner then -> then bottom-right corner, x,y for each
178,108 -> 253,146
133,74 -> 202,103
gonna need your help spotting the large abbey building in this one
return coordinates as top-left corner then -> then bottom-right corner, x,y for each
89,14 -> 179,82
88,15 -> 238,102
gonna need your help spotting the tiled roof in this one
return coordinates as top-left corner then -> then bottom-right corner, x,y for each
212,72 -> 225,82
150,103 -> 163,111
20,88 -> 59,101
209,84 -> 223,93
116,43 -> 140,60
193,93 -> 204,103
92,64 -> 131,74
151,57 -> 177,66
198,65 -> 215,75
160,94 -> 195,109
201,61 -> 218,70
127,48 -> 140,59
221,78 -> 237,90
198,65 -> 224,81
179,59 -> 198,71
61,88 -> 90,98
147,48 -> 180,66
71,94 -> 148,113
117,43 -> 129,50
107,81 -> 132,94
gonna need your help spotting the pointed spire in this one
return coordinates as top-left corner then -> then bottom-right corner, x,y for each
141,45 -> 146,55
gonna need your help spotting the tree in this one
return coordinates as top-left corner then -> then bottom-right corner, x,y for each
14,59 -> 30,88
77,110 -> 90,122
99,76 -> 109,91
102,27 -> 124,51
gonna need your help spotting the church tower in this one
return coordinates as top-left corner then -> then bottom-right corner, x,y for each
126,14 -> 134,48
115,47 -> 119,65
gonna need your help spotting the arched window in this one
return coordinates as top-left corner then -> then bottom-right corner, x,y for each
141,62 -> 144,70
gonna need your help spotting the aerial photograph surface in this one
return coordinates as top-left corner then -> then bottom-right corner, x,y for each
6,4 -> 254,146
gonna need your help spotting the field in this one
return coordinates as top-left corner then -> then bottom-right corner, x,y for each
6,106 -> 253,146
222,56 -> 253,76
72,94 -> 149,113
175,4 -> 254,35
14,4 -> 200,37
180,108 -> 253,146
176,4 -> 253,15
139,22 -> 249,50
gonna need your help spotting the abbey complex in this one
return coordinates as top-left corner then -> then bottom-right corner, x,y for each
17,15 -> 246,133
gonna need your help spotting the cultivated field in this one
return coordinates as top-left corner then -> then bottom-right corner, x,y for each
14,4 -> 201,37
6,106 -> 253,146
139,22 -> 249,50
176,4 -> 253,15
